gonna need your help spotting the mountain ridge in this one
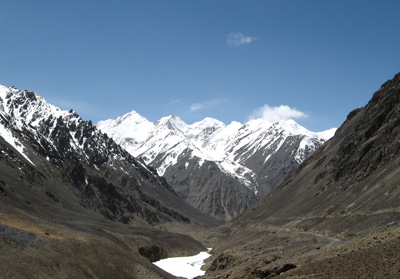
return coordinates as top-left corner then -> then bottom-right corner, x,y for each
97,109 -> 335,220
0,83 -> 220,227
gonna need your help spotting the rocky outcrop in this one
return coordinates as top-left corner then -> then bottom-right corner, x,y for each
138,245 -> 167,262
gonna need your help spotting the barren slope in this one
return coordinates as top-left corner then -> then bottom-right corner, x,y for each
203,72 -> 400,278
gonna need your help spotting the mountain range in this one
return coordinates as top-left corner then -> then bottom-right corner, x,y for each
0,84 -> 219,278
97,111 -> 335,220
1,71 -> 400,279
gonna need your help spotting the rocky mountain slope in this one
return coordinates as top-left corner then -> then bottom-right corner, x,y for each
97,111 -> 334,221
202,72 -> 400,278
0,84 -> 219,278
237,72 -> 400,233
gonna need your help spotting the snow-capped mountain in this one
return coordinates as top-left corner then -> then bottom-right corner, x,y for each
0,84 -> 218,227
97,110 -> 336,221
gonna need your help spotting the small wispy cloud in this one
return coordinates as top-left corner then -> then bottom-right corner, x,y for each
227,32 -> 257,47
189,99 -> 228,112
167,99 -> 184,107
190,103 -> 203,112
249,104 -> 307,123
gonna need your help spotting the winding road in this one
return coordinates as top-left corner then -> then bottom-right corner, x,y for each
252,225 -> 342,253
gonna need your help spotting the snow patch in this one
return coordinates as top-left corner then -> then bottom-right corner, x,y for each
317,127 -> 337,140
0,122 -> 35,166
153,248 -> 212,279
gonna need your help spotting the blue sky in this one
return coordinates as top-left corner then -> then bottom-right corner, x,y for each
0,1 -> 399,132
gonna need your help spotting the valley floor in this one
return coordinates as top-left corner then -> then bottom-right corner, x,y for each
2,205 -> 400,279
0,206 -> 205,279
199,224 -> 400,279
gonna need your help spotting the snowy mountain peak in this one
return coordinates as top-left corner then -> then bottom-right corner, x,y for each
110,109 -> 152,128
0,85 -> 86,166
156,115 -> 188,134
156,115 -> 186,125
96,110 -> 154,144
274,119 -> 312,136
186,117 -> 226,142
272,119 -> 335,141
245,118 -> 273,131
119,109 -> 149,123
190,117 -> 225,129
0,85 -> 70,129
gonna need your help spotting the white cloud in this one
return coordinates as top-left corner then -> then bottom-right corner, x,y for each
190,103 -> 203,111
250,104 -> 307,123
227,32 -> 257,47
189,99 -> 228,112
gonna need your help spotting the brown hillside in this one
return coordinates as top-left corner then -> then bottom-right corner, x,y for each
203,72 -> 400,279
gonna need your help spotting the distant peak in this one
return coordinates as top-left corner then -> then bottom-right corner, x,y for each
168,115 -> 181,121
168,114 -> 183,121
126,109 -> 140,116
156,115 -> 188,133
191,117 -> 225,128
114,109 -> 151,124
246,118 -> 273,129
202,117 -> 225,124
157,115 -> 185,125
276,119 -> 299,127
202,117 -> 222,122
119,109 -> 144,121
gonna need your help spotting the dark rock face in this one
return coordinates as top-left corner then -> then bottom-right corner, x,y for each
138,245 -> 167,262
164,156 -> 258,221
251,263 -> 296,278
160,133 -> 325,221
208,254 -> 239,271
327,74 -> 400,189
239,134 -> 324,197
